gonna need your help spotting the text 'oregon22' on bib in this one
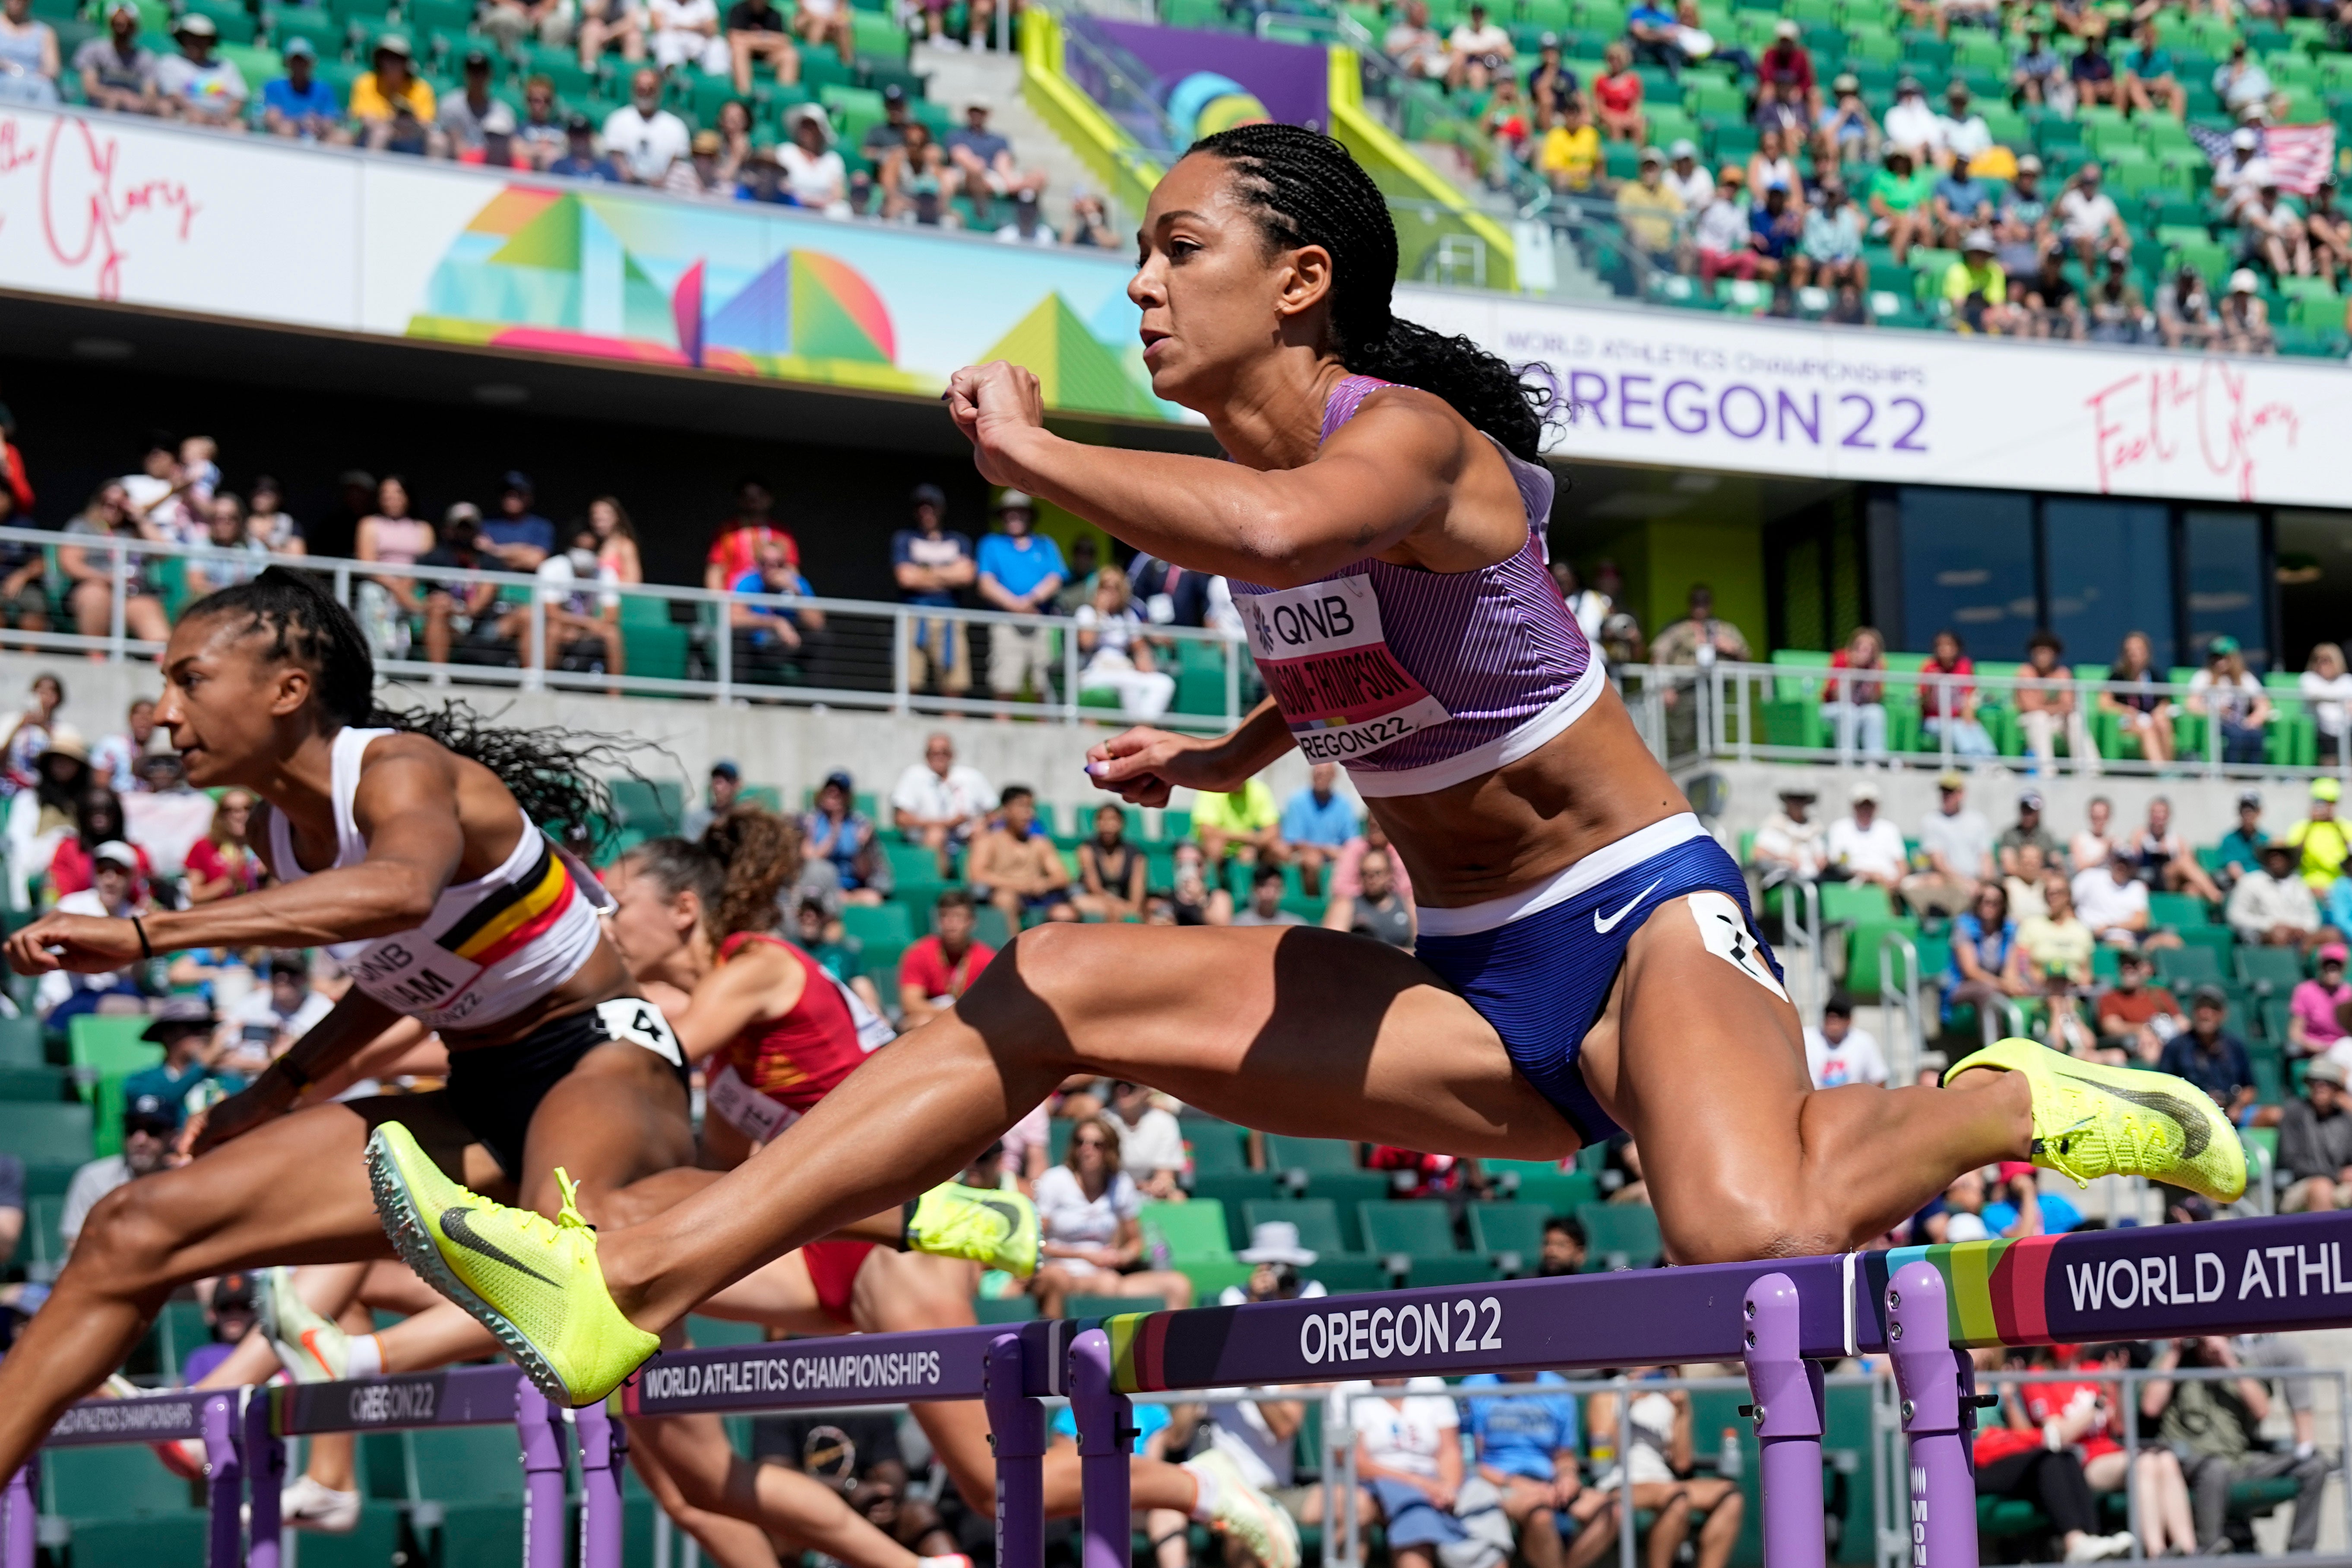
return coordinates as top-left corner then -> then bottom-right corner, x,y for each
1240,575 -> 1455,765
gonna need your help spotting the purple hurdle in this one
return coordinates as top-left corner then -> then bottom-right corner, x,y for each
1741,1272 -> 1826,1568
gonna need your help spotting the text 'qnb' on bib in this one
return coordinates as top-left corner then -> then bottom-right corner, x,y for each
1241,576 -> 1453,764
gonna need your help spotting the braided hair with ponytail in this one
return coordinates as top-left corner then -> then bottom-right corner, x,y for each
181,566 -> 645,849
1188,122 -> 1548,462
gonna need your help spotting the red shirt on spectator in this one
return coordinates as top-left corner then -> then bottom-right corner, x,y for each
1919,653 -> 1975,720
898,935 -> 996,1002
47,838 -> 152,901
1593,70 -> 1642,115
184,838 -> 265,898
1759,40 -> 1814,93
2020,1377 -> 2121,1461
1827,648 -> 1886,705
707,522 -> 799,587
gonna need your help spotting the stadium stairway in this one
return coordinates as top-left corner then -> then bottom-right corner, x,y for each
915,40 -> 1115,234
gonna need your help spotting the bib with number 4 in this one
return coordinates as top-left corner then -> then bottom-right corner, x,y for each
1239,575 -> 1454,765
596,997 -> 684,1066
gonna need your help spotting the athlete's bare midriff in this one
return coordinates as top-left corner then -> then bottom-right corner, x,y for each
1369,685 -> 1689,909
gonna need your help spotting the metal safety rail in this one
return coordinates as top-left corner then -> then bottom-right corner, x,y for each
21,1214 -> 2352,1568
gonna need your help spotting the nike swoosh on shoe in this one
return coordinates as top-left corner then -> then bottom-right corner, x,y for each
443,1208 -> 564,1288
2055,1070 -> 2213,1157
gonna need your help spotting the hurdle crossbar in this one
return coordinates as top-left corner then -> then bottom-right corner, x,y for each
19,1212 -> 2352,1568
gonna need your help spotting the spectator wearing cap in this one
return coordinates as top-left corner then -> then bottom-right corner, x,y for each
0,0 -> 62,107
1812,72 -> 1877,168
349,34 -> 434,123
861,83 -> 914,165
1756,19 -> 1816,120
2278,1057 -> 2352,1210
2066,28 -> 2119,106
1444,0 -> 1511,90
1526,32 -> 1575,118
417,503 -> 512,670
2218,268 -> 2276,355
778,104 -> 848,214
38,838 -> 153,1027
890,731 -> 993,863
478,471 -> 555,572
1943,229 -> 2015,333
548,110 -> 622,179
226,952 -> 332,1068
261,37 -> 342,139
801,770 -> 884,905
1825,781 -> 1907,889
2304,175 -> 2347,279
974,490 -> 1066,705
1690,164 -> 1761,287
121,996 -> 234,1120
723,0 -> 796,92
1998,789 -> 2062,879
2011,25 -> 2064,106
2162,986 -> 2257,1120
2289,943 -> 2352,1059
1995,154 -> 2051,264
1751,783 -> 1826,885
1933,81 -> 1991,173
437,47 -> 518,157
60,1093 -> 177,1255
74,0 -> 156,114
1658,138 -> 1709,209
1905,769 -> 1994,920
1535,98 -> 1602,194
2215,790 -> 2269,889
2074,847 -> 2153,948
1804,994 -> 1887,1087
892,483 -> 975,699
603,65 -> 690,183
682,759 -> 739,839
665,127 -> 729,195
2185,635 -> 2269,767
1865,145 -> 1935,263
945,100 -> 1043,226
2056,162 -> 2128,272
646,0 -> 725,71
2017,242 -> 2081,337
1796,179 -> 1866,290
2096,948 -> 2182,1063
1614,147 -> 1682,266
2282,777 -> 2351,892
2241,180 -> 2316,281
2213,37 -> 2273,120
2227,841 -> 2325,951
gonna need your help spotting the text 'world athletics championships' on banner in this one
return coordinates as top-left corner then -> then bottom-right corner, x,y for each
4,104 -> 2348,503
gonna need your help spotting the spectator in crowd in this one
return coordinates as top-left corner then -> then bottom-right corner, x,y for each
800,770 -> 883,906
0,486 -> 44,643
2056,164 -> 2129,272
154,13 -> 244,126
1915,628 -> 1992,756
860,82 -> 912,163
1445,1 -> 1512,89
1867,146 -> 1936,262
2289,944 -> 2352,1059
182,787 -> 261,904
793,896 -> 887,1019
974,489 -> 1065,705
967,784 -> 1071,928
1747,184 -> 1803,279
2301,645 -> 2352,765
2277,1056 -> 2352,1209
2211,126 -> 2274,222
434,47 -> 514,157
995,189 -> 1055,245
2010,629 -> 2093,775
1649,583 -> 1750,675
1658,139 -> 1710,210
726,531 -> 819,674
2011,25 -> 2066,107
784,0 -> 850,66
647,0 -> 726,72
350,34 -> 432,125
1612,147 -> 1683,263
0,673 -> 64,801
1997,157 -> 2054,272
1932,155 -> 1997,248
120,996 -> 234,1122
2015,244 -> 2080,336
576,0 -> 645,72
548,111 -> 622,179
2016,871 -> 2096,988
2281,778 -> 2351,893
2228,841 -> 2325,951
186,493 -> 266,595
2124,795 -> 2222,901
1751,783 -> 1826,886
2066,29 -> 2120,107
2120,18 -> 2185,116
1538,99 -> 1603,193
893,483 -> 975,700
2100,630 -> 2177,764
1881,76 -> 1939,158
2147,1337 -> 2328,1554
681,759 -> 739,840
1814,73 -> 1878,169
127,747 -> 209,877
2305,176 -> 2348,282
259,36 -> 342,139
601,66 -> 690,183
0,1154 -> 20,1271
75,0 -> 156,114
352,475 -> 433,661
59,1094 -> 177,1255
1944,881 -> 2025,1026
89,698 -> 155,797
2213,40 -> 2273,120
1477,76 -> 1532,166
38,840 -> 153,1027
1232,863 -> 1304,928
1165,839 -> 1233,927
2156,263 -> 2220,350
1624,0 -> 1677,69
416,503 -> 511,670
703,477 -> 793,591
2095,948 -> 2183,1063
1074,803 -> 1145,922
1278,764 -> 1358,899
1746,125 -> 1801,212
1755,19 -> 1817,117
897,888 -> 995,1028
1193,775 -> 1282,876
1935,82 -> 1992,174
1105,1080 -> 1185,1201
1073,565 -> 1174,718
1945,230 -> 2016,333
1998,790 -> 2062,878
1349,1376 -> 1476,1568
2187,635 -> 2270,766
1029,1115 -> 1192,1317
1585,1376 -> 1744,1568
665,128 -> 731,195
48,787 -> 148,902
2215,789 -> 2269,888
120,434 -> 196,543
2158,986 -> 2257,1120
1795,180 -> 1866,288
1971,1359 -> 2131,1562
1459,1370 -> 1618,1568
1065,190 -> 1117,249
946,100 -> 1042,225
1526,32 -> 1576,117
2003,839 -> 2053,921
2218,269 -> 2277,355
889,732 -> 993,863
2075,847 -> 2160,948
1590,42 -> 1645,142
515,75 -> 568,167
0,0 -> 60,106
1322,847 -> 1412,949
877,118 -> 954,225
1383,0 -> 1448,82
1826,779 -> 1908,890
475,471 -> 553,572
725,0 -> 796,92
59,482 -> 171,647
1805,993 -> 1887,1087
1690,166 -> 1762,288
1904,770 -> 1994,919
1529,1214 -> 1587,1276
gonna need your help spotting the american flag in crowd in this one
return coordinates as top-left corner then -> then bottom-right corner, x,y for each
2190,121 -> 2339,194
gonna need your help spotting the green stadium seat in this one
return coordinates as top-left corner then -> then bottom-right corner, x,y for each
1575,1202 -> 1663,1270
1067,1294 -> 1164,1322
1466,1201 -> 1551,1265
1141,1199 -> 1234,1260
1358,1201 -> 1459,1258
0,1100 -> 94,1164
2155,943 -> 2225,989
0,1063 -> 67,1101
1264,1135 -> 1359,1175
1190,1174 -> 1278,1246
2146,890 -> 2210,930
974,1293 -> 1038,1323
68,1013 -> 162,1094
1184,1119 -> 1249,1176
606,775 -> 683,834
2238,945 -> 2306,995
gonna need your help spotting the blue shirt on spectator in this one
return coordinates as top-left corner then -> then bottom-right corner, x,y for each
1936,172 -> 1992,218
549,152 -> 622,181
731,566 -> 812,640
1051,1398 -> 1169,1454
1461,1372 -> 1580,1482
975,531 -> 1067,605
892,527 -> 975,608
1982,1191 -> 2082,1234
262,74 -> 339,122
2156,1030 -> 2254,1109
1943,912 -> 2014,1012
1627,0 -> 1673,32
1279,785 -> 1360,847
483,512 -> 556,558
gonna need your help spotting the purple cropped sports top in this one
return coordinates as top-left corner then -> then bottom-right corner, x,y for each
1228,375 -> 1601,798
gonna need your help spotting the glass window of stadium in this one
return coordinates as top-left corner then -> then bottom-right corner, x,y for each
1878,487 -> 2272,671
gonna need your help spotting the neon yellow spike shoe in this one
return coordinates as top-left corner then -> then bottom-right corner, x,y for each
1944,1037 -> 2247,1203
1184,1448 -> 1301,1568
260,1265 -> 350,1382
904,1181 -> 1040,1278
365,1122 -> 657,1407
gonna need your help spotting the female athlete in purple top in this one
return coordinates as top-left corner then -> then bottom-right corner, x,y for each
369,126 -> 2238,1394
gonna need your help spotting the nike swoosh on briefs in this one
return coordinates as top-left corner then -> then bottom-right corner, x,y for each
2055,1070 -> 2214,1158
1593,877 -> 1666,934
441,1207 -> 563,1288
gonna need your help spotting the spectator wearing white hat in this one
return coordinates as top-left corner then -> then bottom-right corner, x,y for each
777,103 -> 849,214
2219,269 -> 2276,354
1661,138 -> 1711,209
1880,76 -> 1940,159
37,839 -> 152,1027
2229,841 -> 2325,951
1219,1222 -> 1329,1305
1824,781 -> 1907,891
155,12 -> 244,126
2277,1056 -> 2352,1211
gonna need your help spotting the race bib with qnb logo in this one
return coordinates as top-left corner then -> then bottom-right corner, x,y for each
1240,576 -> 1453,764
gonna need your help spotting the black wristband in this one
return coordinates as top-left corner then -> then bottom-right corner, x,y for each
130,915 -> 152,960
275,1056 -> 312,1093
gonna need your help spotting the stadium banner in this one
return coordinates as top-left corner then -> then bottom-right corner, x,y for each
1403,286 -> 2350,508
2,104 -> 2346,503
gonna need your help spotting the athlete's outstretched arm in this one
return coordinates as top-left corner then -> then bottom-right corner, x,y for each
1083,700 -> 1296,808
945,362 -> 1503,587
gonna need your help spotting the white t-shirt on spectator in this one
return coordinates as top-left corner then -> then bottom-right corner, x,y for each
1803,1023 -> 1888,1087
1448,19 -> 1510,55
1341,1378 -> 1459,1476
648,0 -> 726,71
779,143 -> 847,209
2058,187 -> 2121,243
2189,668 -> 2263,727
122,787 -> 217,877
1751,811 -> 1827,880
602,102 -> 691,181
1113,1105 -> 1186,1179
1665,164 -> 1715,210
1209,1398 -> 1299,1490
890,761 -> 995,828
1937,111 -> 1992,165
38,888 -> 139,1014
59,1154 -> 133,1253
2071,867 -> 2148,941
1825,815 -> 1907,881
1918,807 -> 1993,880
1033,1163 -> 1140,1249
1693,197 -> 1750,254
1882,97 -> 1941,155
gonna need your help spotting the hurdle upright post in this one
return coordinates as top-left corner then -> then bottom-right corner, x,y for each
243,1384 -> 287,1568
1070,1329 -> 1136,1568
983,1333 -> 1047,1568
576,1399 -> 626,1568
1741,1272 -> 1825,1568
202,1391 -> 242,1568
1886,1260 -> 1976,1568
3,1458 -> 36,1568
516,1379 -> 571,1568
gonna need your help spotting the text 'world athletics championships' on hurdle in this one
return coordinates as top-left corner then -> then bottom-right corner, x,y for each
22,1212 -> 2352,1568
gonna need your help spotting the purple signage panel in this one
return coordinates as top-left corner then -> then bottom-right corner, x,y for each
623,1325 -> 1006,1415
1084,19 -> 1329,129
44,1390 -> 208,1446
272,1365 -> 525,1434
